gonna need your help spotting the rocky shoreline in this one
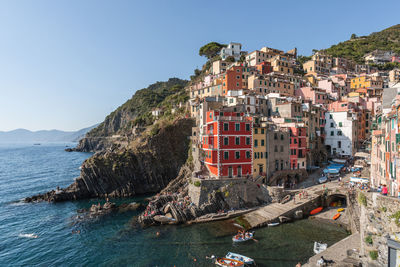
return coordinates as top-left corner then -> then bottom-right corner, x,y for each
25,118 -> 194,203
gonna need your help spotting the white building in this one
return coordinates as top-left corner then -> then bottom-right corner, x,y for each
364,50 -> 395,64
324,111 -> 357,156
151,108 -> 163,117
220,42 -> 242,61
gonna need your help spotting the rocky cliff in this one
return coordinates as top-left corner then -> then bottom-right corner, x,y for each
26,77 -> 194,202
26,118 -> 194,202
74,78 -> 188,152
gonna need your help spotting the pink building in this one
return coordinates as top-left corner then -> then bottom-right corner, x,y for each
295,87 -> 328,105
318,77 -> 349,100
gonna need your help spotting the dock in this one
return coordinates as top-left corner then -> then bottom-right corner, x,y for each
241,182 -> 345,229
303,233 -> 361,266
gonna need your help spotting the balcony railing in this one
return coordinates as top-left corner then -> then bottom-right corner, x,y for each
214,116 -> 250,122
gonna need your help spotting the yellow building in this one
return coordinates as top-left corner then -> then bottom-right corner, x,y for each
350,76 -> 383,90
270,55 -> 293,75
253,126 -> 267,178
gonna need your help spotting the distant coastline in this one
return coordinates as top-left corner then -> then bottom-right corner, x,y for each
0,124 -> 98,143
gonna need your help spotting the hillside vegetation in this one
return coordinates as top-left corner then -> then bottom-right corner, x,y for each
322,24 -> 400,63
86,78 -> 188,138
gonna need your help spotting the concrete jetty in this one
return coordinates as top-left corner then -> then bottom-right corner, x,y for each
303,233 -> 361,266
241,181 -> 346,229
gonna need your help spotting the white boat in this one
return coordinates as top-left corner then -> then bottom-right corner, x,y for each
215,257 -> 244,267
314,241 -> 327,254
268,222 -> 280,227
232,232 -> 254,242
226,252 -> 254,264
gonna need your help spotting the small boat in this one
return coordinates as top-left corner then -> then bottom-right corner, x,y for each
33,143 -> 41,146
313,241 -> 327,254
232,232 -> 254,242
310,207 -> 323,215
337,208 -> 344,212
226,252 -> 254,265
333,213 -> 341,220
153,215 -> 176,223
268,222 -> 280,227
215,257 -> 244,267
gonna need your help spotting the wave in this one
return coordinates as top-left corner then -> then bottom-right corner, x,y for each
19,233 -> 39,239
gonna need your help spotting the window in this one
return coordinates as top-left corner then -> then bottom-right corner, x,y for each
281,134 -> 284,140
261,140 -> 265,146
337,131 -> 342,136
254,139 -> 258,147
330,122 -> 334,127
265,152 -> 268,158
260,152 -> 263,159
281,146 -> 284,152
329,114 -> 332,119
254,128 -> 258,134
224,123 -> 229,131
224,137 -> 229,145
274,133 -> 278,140
261,129 -> 264,134
294,139 -> 297,144
338,141 -> 341,148
235,137 -> 240,145
235,123 -> 240,131
246,151 -> 251,159
220,112 -> 224,117
235,151 -> 240,159
246,137 -> 250,145
331,131 -> 334,136
245,124 -> 250,131
339,122 -> 342,127
254,152 -> 257,159
274,145 -> 278,152
224,151 -> 229,159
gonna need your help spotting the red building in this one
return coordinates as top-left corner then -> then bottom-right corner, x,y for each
289,126 -> 307,170
256,61 -> 273,74
202,110 -> 253,178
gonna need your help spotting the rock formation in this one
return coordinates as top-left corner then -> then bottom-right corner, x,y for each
26,118 -> 194,202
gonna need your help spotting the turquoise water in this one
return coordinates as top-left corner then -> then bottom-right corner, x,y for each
0,144 -> 348,266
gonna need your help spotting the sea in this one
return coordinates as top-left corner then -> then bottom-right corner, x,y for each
0,143 -> 349,267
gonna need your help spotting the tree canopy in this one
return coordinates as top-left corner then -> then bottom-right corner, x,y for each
199,42 -> 226,59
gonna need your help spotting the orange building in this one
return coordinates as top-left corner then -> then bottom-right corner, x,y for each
222,66 -> 243,95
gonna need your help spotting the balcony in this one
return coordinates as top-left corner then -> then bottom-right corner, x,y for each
214,116 -> 250,122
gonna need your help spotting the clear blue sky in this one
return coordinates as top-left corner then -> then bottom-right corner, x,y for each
1,0 -> 399,131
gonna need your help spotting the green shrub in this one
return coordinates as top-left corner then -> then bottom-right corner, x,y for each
390,211 -> 400,227
369,250 -> 378,260
358,192 -> 367,206
150,123 -> 160,136
193,181 -> 201,187
365,235 -> 373,245
381,206 -> 387,212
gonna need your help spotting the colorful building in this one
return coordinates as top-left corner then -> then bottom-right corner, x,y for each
222,66 -> 244,95
202,110 -> 253,178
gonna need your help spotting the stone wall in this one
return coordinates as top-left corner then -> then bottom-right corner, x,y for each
359,192 -> 400,266
188,178 -> 270,208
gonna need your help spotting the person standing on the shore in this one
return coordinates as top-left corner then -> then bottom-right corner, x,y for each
382,184 -> 388,196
